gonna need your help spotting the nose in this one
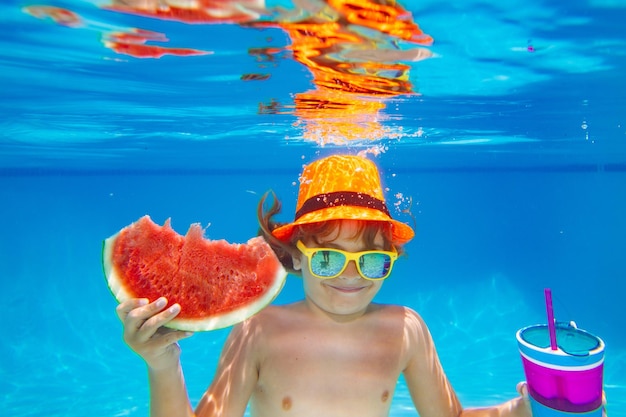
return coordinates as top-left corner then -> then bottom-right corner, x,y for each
340,260 -> 361,279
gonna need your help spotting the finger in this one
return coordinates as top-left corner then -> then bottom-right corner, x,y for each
136,328 -> 193,359
124,297 -> 167,345
124,297 -> 169,327
133,303 -> 183,342
515,382 -> 533,416
154,328 -> 194,347
116,298 -> 149,321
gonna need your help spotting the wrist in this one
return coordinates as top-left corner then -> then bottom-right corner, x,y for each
147,359 -> 182,376
512,396 -> 532,417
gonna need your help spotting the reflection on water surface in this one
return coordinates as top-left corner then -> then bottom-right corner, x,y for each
24,0 -> 434,144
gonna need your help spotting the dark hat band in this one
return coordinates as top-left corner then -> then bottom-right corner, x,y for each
294,191 -> 391,220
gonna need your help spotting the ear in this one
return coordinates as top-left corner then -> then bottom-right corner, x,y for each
291,251 -> 302,271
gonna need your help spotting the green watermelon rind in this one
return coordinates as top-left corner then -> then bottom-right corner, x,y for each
101,217 -> 287,332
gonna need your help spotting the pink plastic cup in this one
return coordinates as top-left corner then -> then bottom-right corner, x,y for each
517,323 -> 604,416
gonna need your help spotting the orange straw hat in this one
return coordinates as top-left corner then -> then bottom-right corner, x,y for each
271,155 -> 415,245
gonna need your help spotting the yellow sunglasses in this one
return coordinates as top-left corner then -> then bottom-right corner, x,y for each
296,240 -> 397,281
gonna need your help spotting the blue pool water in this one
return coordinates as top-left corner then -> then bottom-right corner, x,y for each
1,0 -> 625,415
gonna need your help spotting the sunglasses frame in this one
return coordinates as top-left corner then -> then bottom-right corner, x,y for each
296,240 -> 397,281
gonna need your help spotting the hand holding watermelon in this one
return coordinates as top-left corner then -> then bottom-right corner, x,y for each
116,297 -> 194,370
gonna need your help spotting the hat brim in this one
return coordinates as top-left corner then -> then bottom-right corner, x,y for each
271,205 -> 414,245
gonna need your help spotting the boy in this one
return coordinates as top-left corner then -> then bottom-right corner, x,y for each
116,154 -> 531,417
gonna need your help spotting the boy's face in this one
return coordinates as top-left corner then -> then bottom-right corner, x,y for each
292,220 -> 386,319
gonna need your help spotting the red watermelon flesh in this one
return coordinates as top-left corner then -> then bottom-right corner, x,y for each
102,215 -> 287,331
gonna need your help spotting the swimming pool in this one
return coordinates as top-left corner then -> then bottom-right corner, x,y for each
1,0 -> 625,415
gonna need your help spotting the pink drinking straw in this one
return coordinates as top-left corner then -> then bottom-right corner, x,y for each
544,288 -> 558,350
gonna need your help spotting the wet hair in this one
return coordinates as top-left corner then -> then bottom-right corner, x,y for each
257,190 -> 399,275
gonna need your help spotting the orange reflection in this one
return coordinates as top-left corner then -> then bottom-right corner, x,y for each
260,90 -> 389,144
293,95 -> 387,144
22,6 -> 210,58
23,5 -> 83,27
24,0 -> 433,144
246,0 -> 433,143
104,0 -> 266,23
327,0 -> 432,44
105,29 -> 210,58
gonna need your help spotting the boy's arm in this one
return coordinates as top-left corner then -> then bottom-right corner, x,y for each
459,383 -> 531,417
401,308 -> 531,417
401,308 -> 462,417
117,298 -> 196,417
195,319 -> 260,417
459,398 -> 529,417
148,362 -> 195,417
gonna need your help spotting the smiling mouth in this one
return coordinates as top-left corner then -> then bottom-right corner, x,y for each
327,285 -> 367,293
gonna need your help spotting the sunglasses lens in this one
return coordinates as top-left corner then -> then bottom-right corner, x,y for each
359,253 -> 393,279
310,250 -> 346,277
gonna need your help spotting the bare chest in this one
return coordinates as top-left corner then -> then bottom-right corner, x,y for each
251,323 -> 405,417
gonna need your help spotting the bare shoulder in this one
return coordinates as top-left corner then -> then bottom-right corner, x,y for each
237,303 -> 305,339
399,306 -> 433,342
395,306 -> 439,371
359,305 -> 435,370
400,306 -> 428,326
371,303 -> 416,317
220,304 -> 292,348
367,304 -> 427,327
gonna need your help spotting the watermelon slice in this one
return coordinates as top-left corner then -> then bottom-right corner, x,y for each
102,215 -> 287,331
